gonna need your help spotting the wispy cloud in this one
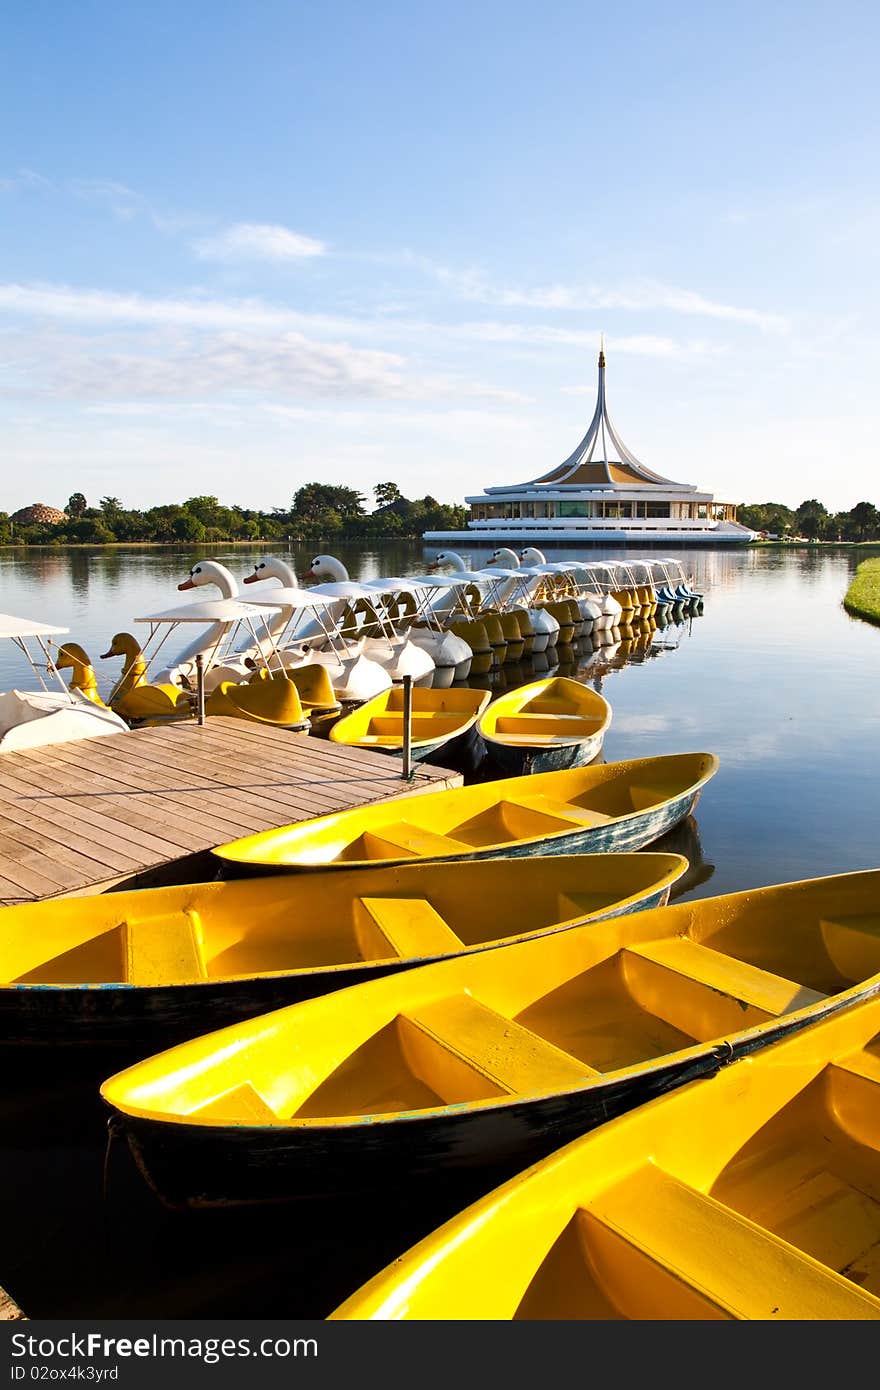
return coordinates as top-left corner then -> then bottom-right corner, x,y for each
0,168 -> 52,194
0,282 -> 323,332
410,255 -> 788,332
192,222 -> 327,262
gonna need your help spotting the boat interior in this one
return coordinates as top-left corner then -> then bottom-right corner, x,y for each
1,854 -> 685,986
352,996 -> 880,1320
100,871 -> 880,1129
331,687 -> 490,748
214,754 -> 717,866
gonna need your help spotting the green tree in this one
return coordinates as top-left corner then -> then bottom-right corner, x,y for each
844,501 -> 880,542
292,483 -> 366,521
67,492 -> 87,518
171,514 -> 207,541
796,499 -> 828,540
374,481 -> 403,508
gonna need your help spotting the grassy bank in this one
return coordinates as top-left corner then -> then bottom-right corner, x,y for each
844,557 -> 880,626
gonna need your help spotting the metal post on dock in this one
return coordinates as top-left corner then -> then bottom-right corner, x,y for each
195,653 -> 206,725
401,673 -> 413,780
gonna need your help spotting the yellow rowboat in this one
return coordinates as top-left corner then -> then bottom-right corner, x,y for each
478,676 -> 612,775
328,687 -> 491,765
331,988 -> 880,1321
0,854 -> 686,1052
98,868 -> 880,1210
212,751 -> 718,875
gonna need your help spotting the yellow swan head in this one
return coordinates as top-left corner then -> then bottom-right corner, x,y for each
53,641 -> 105,705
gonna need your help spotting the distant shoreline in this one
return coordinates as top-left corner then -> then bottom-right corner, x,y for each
2,539 -> 878,552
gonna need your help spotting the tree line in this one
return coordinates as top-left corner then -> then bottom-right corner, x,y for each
3,486 -> 878,546
738,498 -> 880,542
0,483 -> 469,546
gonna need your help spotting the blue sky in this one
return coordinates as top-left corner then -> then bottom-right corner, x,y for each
1,0 -> 878,515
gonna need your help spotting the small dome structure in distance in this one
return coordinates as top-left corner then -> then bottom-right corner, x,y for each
10,503 -> 68,526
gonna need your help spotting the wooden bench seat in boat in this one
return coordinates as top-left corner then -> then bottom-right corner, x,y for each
620,938 -> 826,1036
400,992 -> 595,1101
356,824 -> 475,858
124,909 -> 207,986
493,715 -> 604,739
519,698 -> 594,715
577,1164 -> 879,1319
354,897 -> 465,961
511,794 -> 614,828
192,1081 -> 280,1124
364,715 -> 468,738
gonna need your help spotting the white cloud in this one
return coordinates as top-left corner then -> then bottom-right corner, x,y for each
0,168 -> 52,193
192,222 -> 327,262
412,255 -> 788,333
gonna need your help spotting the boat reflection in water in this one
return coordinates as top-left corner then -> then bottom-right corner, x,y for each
647,814 -> 715,902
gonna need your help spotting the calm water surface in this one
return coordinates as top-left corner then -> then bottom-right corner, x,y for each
2,539 -> 878,899
2,540 -> 879,1319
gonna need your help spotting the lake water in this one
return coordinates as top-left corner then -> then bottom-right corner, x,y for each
2,539 -> 880,1319
2,539 -> 879,902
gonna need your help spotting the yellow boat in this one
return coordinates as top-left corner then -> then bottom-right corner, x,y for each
328,686 -> 490,764
212,750 -> 719,874
100,868 -> 880,1209
478,676 -> 612,775
331,988 -> 880,1320
0,854 -> 685,1051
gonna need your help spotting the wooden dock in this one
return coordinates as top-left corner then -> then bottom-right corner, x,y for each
0,718 -> 462,905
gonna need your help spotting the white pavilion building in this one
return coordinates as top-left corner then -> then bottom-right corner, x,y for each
423,345 -> 756,547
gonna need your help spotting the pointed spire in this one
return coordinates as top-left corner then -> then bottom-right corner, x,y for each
598,333 -> 606,370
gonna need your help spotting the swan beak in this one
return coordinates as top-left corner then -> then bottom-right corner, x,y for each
99,649 -> 114,660
485,558 -> 497,565
242,573 -> 259,584
178,578 -> 196,590
300,569 -> 315,579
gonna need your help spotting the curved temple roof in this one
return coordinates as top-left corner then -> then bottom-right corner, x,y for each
486,342 -> 689,493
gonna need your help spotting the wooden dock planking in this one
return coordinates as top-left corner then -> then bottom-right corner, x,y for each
0,717 -> 463,905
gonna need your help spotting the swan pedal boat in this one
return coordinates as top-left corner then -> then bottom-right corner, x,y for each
328,686 -> 491,764
0,616 -> 128,751
0,854 -> 686,1050
211,750 -> 719,874
330,984 -> 880,1321
100,867 -> 880,1209
479,676 -> 612,775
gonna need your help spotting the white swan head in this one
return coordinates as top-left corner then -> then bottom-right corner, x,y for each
243,556 -> 297,588
519,547 -> 547,566
301,555 -> 350,583
177,560 -> 238,597
427,550 -> 466,572
486,547 -> 520,568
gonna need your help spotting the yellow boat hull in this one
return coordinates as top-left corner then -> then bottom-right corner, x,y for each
479,676 -> 612,774
212,751 -> 719,873
101,867 -> 880,1209
332,990 -> 880,1320
0,853 -> 685,1050
329,687 -> 490,763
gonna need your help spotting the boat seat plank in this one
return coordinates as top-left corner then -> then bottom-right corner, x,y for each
494,715 -> 604,733
513,794 -> 613,827
358,897 -> 464,959
625,938 -> 826,1017
124,909 -> 208,985
403,992 -> 595,1095
581,1164 -> 880,1319
191,1082 -> 279,1124
362,824 -> 474,858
